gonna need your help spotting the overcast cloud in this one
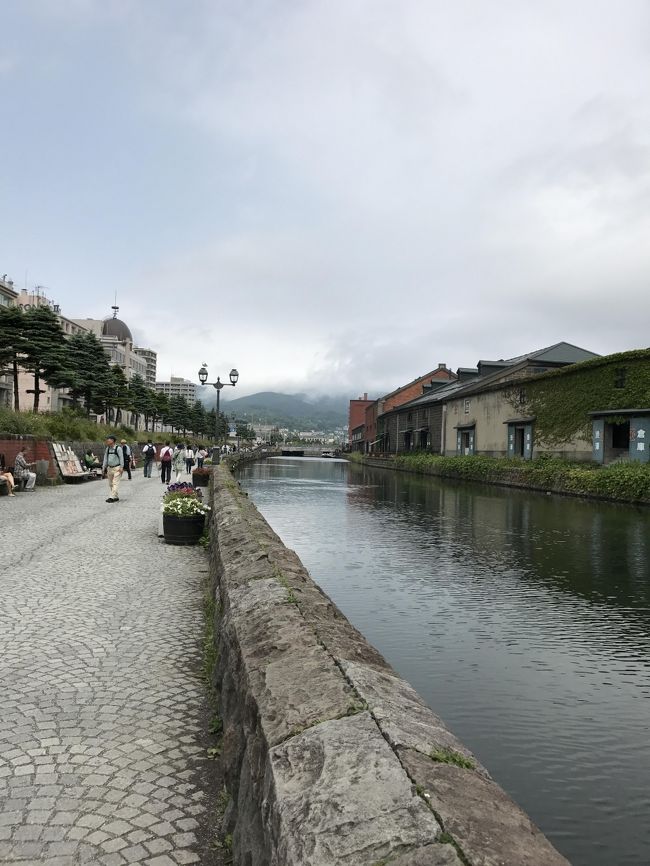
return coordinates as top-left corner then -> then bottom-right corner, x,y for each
2,0 -> 649,397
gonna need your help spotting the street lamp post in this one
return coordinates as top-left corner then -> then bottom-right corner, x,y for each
198,364 -> 239,463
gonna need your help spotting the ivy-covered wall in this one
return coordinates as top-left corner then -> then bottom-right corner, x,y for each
509,349 -> 650,448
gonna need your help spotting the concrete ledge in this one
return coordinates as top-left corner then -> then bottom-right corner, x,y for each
208,466 -> 569,866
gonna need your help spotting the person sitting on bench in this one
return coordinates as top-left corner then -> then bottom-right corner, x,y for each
84,450 -> 102,470
0,454 -> 16,496
14,450 -> 37,490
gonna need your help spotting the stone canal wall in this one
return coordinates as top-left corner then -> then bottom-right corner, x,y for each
207,465 -> 569,866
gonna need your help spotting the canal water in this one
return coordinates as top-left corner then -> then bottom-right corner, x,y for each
237,457 -> 650,866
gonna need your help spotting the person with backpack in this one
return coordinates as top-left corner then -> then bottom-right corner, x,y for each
159,441 -> 173,484
120,439 -> 133,480
102,435 -> 124,503
142,440 -> 156,477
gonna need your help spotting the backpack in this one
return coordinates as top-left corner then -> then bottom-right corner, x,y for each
106,446 -> 121,468
144,444 -> 154,458
161,448 -> 172,463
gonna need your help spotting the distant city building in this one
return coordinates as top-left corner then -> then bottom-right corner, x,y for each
0,274 -> 18,307
134,347 -> 158,387
155,376 -> 197,403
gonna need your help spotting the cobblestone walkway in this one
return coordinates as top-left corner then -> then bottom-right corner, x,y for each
0,473 -> 219,865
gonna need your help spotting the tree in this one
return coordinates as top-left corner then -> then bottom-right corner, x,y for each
151,390 -> 169,432
0,305 -> 27,410
65,332 -> 114,416
167,395 -> 191,435
236,421 -> 256,443
128,375 -> 155,431
21,306 -> 70,411
107,366 -> 130,424
205,407 -> 217,443
190,400 -> 208,437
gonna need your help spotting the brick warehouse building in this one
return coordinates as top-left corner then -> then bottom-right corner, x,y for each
348,393 -> 374,451
348,365 -> 456,453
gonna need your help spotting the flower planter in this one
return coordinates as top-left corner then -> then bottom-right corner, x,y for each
192,472 -> 210,487
163,513 -> 205,545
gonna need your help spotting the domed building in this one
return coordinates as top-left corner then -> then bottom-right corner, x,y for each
71,307 -> 155,385
101,314 -> 133,344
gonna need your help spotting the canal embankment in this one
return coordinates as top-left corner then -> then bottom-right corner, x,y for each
206,464 -> 569,866
348,451 -> 650,505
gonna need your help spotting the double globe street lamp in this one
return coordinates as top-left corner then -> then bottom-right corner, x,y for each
198,364 -> 239,462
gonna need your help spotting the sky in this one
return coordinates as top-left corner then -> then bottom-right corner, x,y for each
2,0 -> 650,399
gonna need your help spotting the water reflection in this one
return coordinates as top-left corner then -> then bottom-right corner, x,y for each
238,457 -> 650,866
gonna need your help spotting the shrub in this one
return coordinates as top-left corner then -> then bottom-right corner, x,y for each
364,453 -> 650,504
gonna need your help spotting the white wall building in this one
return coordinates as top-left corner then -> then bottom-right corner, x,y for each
0,276 -> 19,407
155,376 -> 197,402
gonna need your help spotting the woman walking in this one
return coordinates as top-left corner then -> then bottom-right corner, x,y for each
184,444 -> 194,474
172,444 -> 186,483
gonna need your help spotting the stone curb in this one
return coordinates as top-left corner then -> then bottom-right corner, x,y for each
208,466 -> 570,866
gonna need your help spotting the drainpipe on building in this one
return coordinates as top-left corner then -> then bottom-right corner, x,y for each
441,404 -> 447,455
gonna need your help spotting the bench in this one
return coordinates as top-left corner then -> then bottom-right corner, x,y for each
52,443 -> 92,483
0,472 -> 27,495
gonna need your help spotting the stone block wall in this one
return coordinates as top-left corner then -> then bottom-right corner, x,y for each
208,466 -> 569,866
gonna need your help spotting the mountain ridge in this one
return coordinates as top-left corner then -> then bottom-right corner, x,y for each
199,390 -> 349,430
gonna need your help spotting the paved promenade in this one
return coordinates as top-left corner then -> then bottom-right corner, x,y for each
0,473 -> 220,865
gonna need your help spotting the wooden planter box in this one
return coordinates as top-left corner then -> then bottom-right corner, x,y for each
192,472 -> 210,487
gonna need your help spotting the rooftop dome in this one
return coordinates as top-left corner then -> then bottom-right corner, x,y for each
102,316 -> 132,342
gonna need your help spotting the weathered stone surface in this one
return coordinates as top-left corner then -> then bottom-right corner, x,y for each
388,843 -> 465,865
398,748 -> 570,866
340,660 -> 487,775
267,713 -> 441,866
225,579 -> 357,747
268,548 -> 394,673
209,466 -> 569,866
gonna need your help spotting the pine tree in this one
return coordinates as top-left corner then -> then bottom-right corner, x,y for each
190,400 -> 208,436
66,332 -> 114,416
127,374 -> 152,431
152,390 -> 169,433
0,305 -> 27,410
107,366 -> 130,425
167,395 -> 191,435
21,306 -> 70,411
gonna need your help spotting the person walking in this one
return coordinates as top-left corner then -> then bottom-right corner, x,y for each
14,450 -> 37,491
120,439 -> 133,480
142,440 -> 156,477
184,444 -> 194,475
172,444 -> 186,482
196,446 -> 207,468
102,435 -> 124,503
159,441 -> 173,485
